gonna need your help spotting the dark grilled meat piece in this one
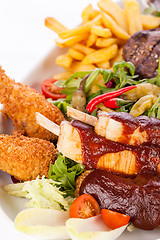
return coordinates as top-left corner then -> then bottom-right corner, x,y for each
123,28 -> 160,79
78,169 -> 160,230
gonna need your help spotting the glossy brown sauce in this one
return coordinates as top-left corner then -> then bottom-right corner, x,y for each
71,120 -> 160,173
79,169 -> 160,230
138,116 -> 160,146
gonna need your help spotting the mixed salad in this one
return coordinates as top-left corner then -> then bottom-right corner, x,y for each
47,60 -> 160,118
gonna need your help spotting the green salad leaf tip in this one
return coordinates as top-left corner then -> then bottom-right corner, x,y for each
48,153 -> 85,197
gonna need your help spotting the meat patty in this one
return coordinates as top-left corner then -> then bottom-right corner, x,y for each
123,28 -> 160,79
78,169 -> 160,230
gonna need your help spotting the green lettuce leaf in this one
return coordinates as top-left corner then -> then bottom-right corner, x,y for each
48,153 -> 85,197
47,98 -> 71,115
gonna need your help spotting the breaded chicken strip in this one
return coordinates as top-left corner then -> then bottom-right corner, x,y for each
0,134 -> 57,181
0,67 -> 64,141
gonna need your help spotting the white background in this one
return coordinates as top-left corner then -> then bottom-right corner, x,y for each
0,0 -> 99,82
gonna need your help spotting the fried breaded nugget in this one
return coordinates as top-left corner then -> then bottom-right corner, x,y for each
0,134 -> 57,181
0,67 -> 64,141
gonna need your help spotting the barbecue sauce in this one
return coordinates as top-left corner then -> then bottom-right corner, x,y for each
79,169 -> 160,230
71,120 -> 160,173
137,115 -> 160,146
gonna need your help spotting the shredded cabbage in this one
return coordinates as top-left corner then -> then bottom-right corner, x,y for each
3,176 -> 74,210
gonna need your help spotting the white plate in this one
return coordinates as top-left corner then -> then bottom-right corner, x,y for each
0,47 -> 160,240
0,0 -> 160,239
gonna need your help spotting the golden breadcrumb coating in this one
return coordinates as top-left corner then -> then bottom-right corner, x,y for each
0,67 -> 64,141
0,134 -> 57,181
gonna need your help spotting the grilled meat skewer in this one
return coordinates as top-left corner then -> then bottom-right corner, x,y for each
36,113 -> 160,175
67,107 -> 160,146
57,120 -> 160,175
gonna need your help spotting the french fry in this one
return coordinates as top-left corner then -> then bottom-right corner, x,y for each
68,48 -> 84,60
91,26 -> 112,38
96,61 -> 110,69
101,12 -> 130,40
86,34 -> 98,47
45,17 -> 68,33
110,48 -> 123,66
55,34 -> 88,48
82,4 -> 100,23
72,43 -> 95,55
82,4 -> 94,23
53,72 -> 73,81
97,0 -> 128,32
141,14 -> 160,30
59,15 -> 102,39
68,61 -> 96,72
124,0 -> 142,35
56,54 -> 73,68
82,44 -> 118,64
96,37 -> 119,48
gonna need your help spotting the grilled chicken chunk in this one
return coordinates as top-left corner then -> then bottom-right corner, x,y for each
57,120 -> 160,175
95,111 -> 160,146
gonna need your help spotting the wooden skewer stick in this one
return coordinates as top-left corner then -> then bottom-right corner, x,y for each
67,106 -> 97,126
36,112 -> 60,136
36,106 -> 97,137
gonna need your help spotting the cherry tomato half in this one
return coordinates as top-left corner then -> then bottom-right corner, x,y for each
101,209 -> 130,230
41,79 -> 66,100
70,194 -> 100,219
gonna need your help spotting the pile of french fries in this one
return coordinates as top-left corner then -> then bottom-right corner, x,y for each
45,0 -> 160,81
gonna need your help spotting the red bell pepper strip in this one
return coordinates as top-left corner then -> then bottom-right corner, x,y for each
103,98 -> 133,109
86,85 -> 137,113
